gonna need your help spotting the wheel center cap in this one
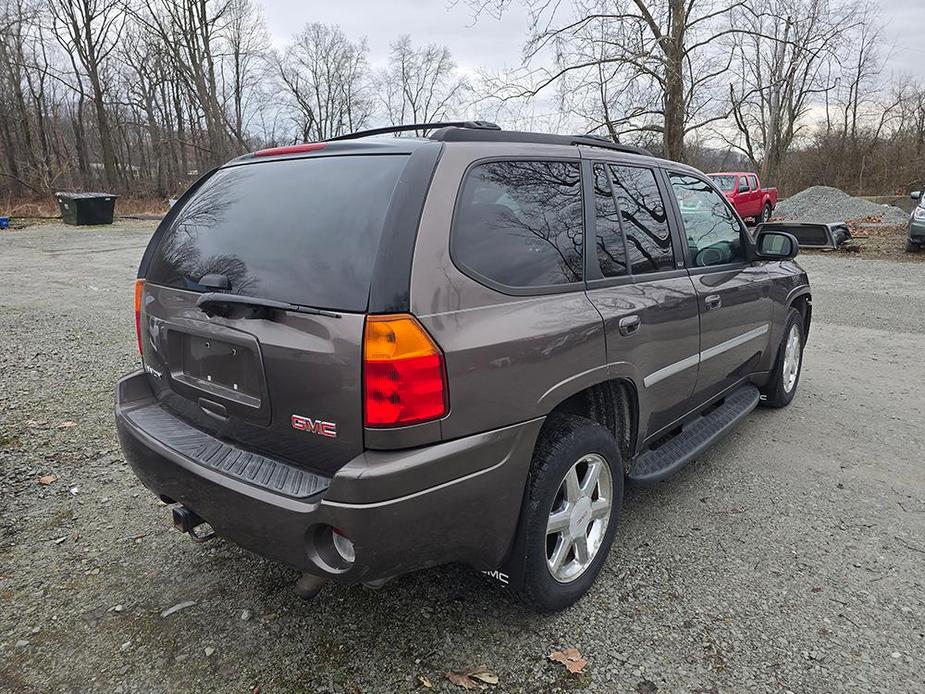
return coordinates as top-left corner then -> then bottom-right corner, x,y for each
569,497 -> 592,539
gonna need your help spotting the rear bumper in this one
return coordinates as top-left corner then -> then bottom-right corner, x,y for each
116,370 -> 542,583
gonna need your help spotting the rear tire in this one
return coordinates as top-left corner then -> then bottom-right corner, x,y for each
907,238 -> 920,253
509,415 -> 623,612
761,309 -> 804,408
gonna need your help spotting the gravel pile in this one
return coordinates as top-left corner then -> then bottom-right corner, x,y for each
775,185 -> 909,224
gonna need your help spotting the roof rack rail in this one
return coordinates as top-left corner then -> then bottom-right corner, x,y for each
327,121 -> 500,141
570,135 -> 651,156
574,133 -> 613,143
427,126 -> 653,157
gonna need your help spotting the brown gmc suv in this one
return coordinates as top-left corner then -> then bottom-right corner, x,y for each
116,122 -> 811,611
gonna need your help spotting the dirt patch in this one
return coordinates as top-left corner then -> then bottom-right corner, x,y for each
801,220 -> 923,262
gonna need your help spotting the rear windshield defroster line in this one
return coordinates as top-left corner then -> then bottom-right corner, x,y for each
146,155 -> 409,313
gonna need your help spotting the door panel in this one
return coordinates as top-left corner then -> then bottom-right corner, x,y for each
419,292 -> 607,441
587,276 -> 700,438
666,170 -> 774,404
585,161 -> 700,440
689,266 -> 772,403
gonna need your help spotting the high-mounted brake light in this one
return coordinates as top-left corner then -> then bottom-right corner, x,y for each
363,314 -> 448,427
134,279 -> 145,354
254,142 -> 326,157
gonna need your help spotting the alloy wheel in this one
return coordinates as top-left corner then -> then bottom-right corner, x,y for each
545,453 -> 613,583
782,324 -> 801,393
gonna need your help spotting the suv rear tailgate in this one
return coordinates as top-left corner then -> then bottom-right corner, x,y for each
140,283 -> 364,475
137,152 -> 412,475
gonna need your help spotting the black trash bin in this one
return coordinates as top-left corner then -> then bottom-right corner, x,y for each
56,192 -> 118,226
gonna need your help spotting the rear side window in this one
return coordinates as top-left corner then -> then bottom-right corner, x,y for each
608,165 -> 674,274
452,160 -> 583,288
146,155 -> 407,312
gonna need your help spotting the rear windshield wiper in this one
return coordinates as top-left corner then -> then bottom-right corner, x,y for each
196,292 -> 341,319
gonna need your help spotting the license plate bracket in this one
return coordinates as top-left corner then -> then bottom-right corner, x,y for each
161,322 -> 269,423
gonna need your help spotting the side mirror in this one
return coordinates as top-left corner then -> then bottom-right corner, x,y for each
911,191 -> 922,201
755,230 -> 799,260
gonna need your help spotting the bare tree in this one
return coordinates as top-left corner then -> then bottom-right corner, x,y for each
724,0 -> 860,184
49,0 -> 123,187
276,23 -> 372,142
132,0 -> 238,169
834,3 -> 884,143
0,0 -> 916,206
220,0 -> 269,148
468,0 -> 742,160
379,35 -> 469,132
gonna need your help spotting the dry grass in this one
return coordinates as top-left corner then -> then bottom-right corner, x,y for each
1,195 -> 168,220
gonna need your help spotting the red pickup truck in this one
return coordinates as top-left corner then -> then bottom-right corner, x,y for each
708,172 -> 778,224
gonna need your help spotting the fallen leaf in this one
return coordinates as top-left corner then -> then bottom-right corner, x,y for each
470,671 -> 499,685
548,647 -> 588,674
57,421 -> 77,429
38,474 -> 57,485
446,665 -> 497,690
446,672 -> 480,690
417,674 -> 433,688
26,419 -> 48,428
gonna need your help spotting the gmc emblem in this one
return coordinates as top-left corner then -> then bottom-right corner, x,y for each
291,414 -> 337,438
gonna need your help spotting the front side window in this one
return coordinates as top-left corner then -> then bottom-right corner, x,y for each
453,160 -> 583,288
669,172 -> 746,268
592,163 -> 627,277
609,165 -> 674,274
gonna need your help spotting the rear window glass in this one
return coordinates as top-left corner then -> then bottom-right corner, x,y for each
452,160 -> 583,289
146,155 -> 407,312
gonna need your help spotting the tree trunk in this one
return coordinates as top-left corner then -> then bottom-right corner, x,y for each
72,97 -> 90,180
88,71 -> 119,189
662,0 -> 687,161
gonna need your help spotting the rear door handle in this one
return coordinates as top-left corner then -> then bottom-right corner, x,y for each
618,315 -> 641,336
704,294 -> 722,311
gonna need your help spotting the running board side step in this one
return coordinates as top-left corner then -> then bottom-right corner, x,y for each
627,385 -> 760,486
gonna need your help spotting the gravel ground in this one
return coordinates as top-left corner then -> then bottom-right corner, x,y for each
1,222 -> 923,693
775,186 -> 910,224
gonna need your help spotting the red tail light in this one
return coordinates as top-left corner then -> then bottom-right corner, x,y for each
134,279 -> 145,354
363,314 -> 448,427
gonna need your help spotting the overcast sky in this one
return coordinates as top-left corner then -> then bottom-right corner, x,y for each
260,0 -> 925,77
